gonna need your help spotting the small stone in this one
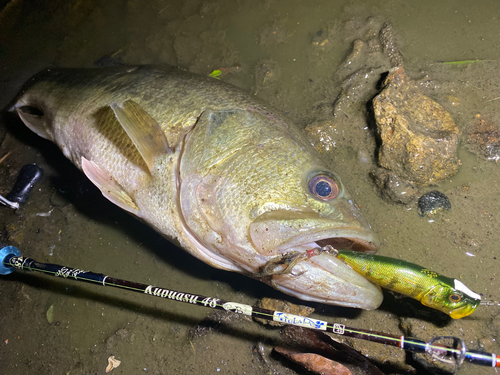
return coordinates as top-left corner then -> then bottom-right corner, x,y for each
46,304 -> 54,324
305,120 -> 338,153
417,191 -> 451,217
466,113 -> 500,162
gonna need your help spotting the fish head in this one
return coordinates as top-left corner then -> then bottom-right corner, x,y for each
420,279 -> 481,319
179,107 -> 382,309
248,167 -> 377,255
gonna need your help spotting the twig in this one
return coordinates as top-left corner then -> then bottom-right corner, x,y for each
0,151 -> 11,165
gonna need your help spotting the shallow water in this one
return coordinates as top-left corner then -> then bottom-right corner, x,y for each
1,1 -> 500,374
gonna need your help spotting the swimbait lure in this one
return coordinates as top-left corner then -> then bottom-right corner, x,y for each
333,247 -> 481,319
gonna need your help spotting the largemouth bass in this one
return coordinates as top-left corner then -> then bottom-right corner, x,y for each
11,65 -> 382,309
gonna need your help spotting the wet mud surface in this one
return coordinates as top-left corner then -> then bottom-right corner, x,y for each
1,1 -> 500,374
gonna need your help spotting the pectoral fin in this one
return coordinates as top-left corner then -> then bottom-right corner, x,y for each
110,100 -> 171,173
81,157 -> 141,217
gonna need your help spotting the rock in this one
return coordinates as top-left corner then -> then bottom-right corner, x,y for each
254,297 -> 314,326
466,113 -> 500,162
371,168 -> 420,205
417,190 -> 451,217
305,119 -> 341,153
373,67 -> 460,186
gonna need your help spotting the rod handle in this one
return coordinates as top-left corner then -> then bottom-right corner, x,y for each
0,245 -> 21,275
6,164 -> 43,204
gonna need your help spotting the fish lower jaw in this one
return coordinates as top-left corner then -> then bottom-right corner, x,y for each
275,284 -> 370,308
264,255 -> 384,310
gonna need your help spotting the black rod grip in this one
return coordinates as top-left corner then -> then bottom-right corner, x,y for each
6,164 -> 43,204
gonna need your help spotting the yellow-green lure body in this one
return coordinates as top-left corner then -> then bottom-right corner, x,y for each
336,250 -> 481,319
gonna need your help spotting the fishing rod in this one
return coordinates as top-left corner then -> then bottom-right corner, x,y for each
1,245 -> 498,370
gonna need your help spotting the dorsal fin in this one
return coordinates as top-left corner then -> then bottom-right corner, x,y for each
110,100 -> 171,173
81,157 -> 141,217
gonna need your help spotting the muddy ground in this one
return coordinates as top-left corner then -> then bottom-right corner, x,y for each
1,1 -> 500,374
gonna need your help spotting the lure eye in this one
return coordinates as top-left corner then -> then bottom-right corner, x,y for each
449,293 -> 462,303
308,174 -> 339,201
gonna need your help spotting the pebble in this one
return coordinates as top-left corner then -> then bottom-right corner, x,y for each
417,190 -> 451,217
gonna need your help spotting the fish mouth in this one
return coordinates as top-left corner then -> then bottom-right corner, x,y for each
269,228 -> 379,256
424,299 -> 480,319
254,229 -> 383,309
249,214 -> 381,308
314,236 -> 377,253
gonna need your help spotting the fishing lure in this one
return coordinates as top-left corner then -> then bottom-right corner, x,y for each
331,247 -> 481,319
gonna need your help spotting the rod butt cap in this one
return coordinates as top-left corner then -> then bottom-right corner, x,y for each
0,246 -> 21,275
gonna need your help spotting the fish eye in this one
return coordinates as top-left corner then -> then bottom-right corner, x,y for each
308,174 -> 339,201
449,293 -> 462,303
